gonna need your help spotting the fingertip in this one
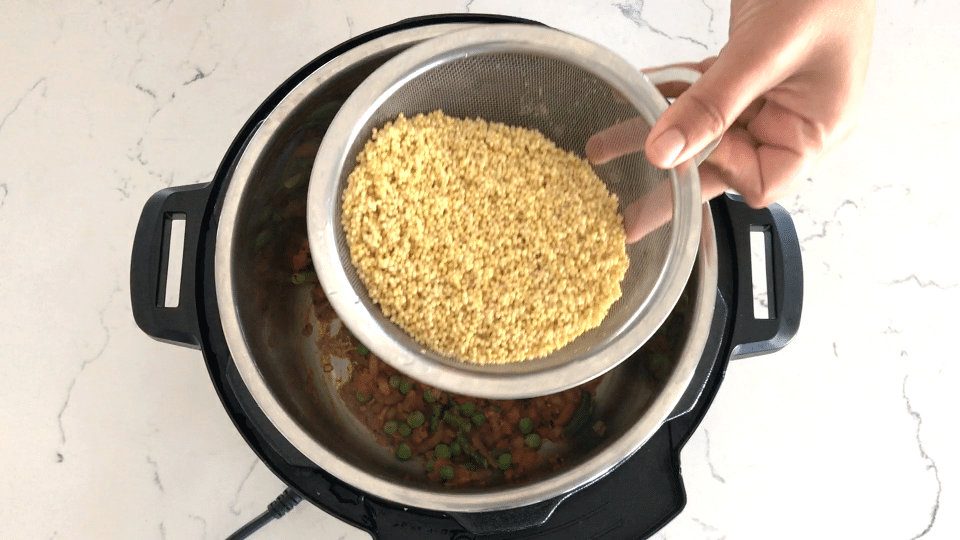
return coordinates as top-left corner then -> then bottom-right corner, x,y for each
584,134 -> 609,165
645,127 -> 686,168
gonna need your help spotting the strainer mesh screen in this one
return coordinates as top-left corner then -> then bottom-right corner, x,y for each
333,51 -> 675,371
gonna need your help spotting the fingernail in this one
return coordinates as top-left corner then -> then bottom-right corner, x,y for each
648,127 -> 686,167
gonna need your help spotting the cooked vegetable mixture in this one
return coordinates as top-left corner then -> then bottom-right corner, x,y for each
338,349 -> 602,486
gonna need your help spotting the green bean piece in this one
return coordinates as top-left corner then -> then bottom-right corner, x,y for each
444,411 -> 471,432
291,270 -> 318,285
459,402 -> 475,416
450,442 -> 462,456
471,413 -> 485,427
356,391 -> 371,403
425,458 -> 435,472
306,100 -> 344,124
471,450 -> 488,469
395,443 -> 412,460
491,406 -> 502,413
456,431 -> 472,453
383,420 -> 399,434
397,424 -> 412,437
399,380 -> 413,395
525,433 -> 542,448
283,172 -> 305,189
434,444 -> 452,459
356,343 -> 370,356
430,404 -> 442,432
439,465 -> 455,481
423,389 -> 436,403
564,391 -> 594,437
518,417 -> 533,435
407,411 -> 425,428
255,230 -> 272,248
497,453 -> 512,470
388,375 -> 401,389
259,208 -> 274,224
463,462 -> 478,471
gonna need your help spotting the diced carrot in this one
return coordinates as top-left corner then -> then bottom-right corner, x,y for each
446,466 -> 473,487
376,376 -> 392,396
555,398 -> 578,427
511,446 -> 541,474
411,424 -> 429,445
369,355 -> 380,380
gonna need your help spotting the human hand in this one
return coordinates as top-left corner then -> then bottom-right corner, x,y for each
587,0 -> 876,212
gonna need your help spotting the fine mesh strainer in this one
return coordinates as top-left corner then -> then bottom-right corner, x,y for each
307,25 -> 702,399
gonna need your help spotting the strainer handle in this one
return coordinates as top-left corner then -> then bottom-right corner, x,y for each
645,67 -> 721,166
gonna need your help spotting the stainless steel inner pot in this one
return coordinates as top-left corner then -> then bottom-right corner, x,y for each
214,24 -> 717,513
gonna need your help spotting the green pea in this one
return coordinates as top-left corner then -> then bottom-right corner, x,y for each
356,391 -> 371,403
471,413 -> 485,427
255,230 -> 272,248
497,453 -> 512,470
491,406 -> 502,413
518,417 -> 533,435
291,270 -> 318,285
439,465 -> 455,481
407,411 -> 425,428
450,442 -> 462,456
460,402 -> 475,416
425,458 -> 435,471
525,433 -> 542,448
423,389 -> 436,403
463,462 -> 478,471
399,380 -> 413,395
388,375 -> 400,388
395,443 -> 411,460
356,343 -> 370,356
398,424 -> 412,437
383,420 -> 399,434
434,444 -> 452,459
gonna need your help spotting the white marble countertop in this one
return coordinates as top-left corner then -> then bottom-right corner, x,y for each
2,1 -> 957,539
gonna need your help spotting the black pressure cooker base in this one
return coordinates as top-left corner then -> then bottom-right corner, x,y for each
130,13 -> 802,540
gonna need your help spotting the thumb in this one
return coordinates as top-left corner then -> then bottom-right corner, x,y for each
645,47 -> 784,169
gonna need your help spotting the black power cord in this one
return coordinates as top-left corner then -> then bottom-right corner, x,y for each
225,487 -> 303,540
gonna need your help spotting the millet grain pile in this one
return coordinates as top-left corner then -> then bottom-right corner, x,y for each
341,111 -> 628,364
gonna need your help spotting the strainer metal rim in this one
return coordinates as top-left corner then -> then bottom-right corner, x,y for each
307,24 -> 702,399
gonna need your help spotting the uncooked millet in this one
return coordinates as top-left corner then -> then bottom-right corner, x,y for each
341,110 -> 628,364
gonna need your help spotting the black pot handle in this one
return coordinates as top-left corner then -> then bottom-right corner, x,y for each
448,494 -> 572,536
130,182 -> 212,349
723,194 -> 804,359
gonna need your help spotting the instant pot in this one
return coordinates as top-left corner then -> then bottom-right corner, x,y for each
131,14 -> 802,539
